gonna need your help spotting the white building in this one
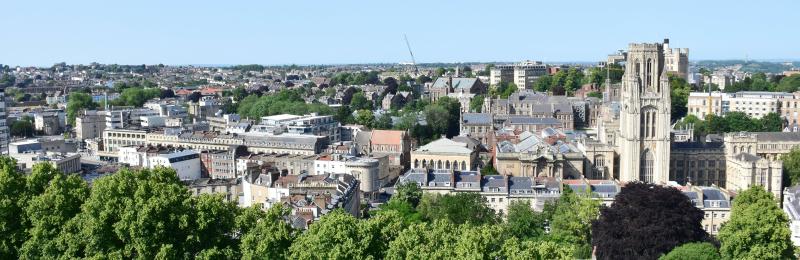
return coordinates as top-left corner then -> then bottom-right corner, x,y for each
15,152 -> 81,174
784,186 -> 800,247
103,107 -> 160,129
149,149 -> 201,180
257,113 -> 341,144
117,145 -> 201,180
687,91 -> 790,119
490,60 -> 548,89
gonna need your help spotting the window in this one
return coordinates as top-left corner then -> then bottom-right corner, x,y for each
640,150 -> 654,183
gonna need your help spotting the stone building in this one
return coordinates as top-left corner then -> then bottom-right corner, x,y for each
76,110 -> 106,140
662,38 -> 689,80
397,169 -> 561,214
483,90 -> 574,131
670,142 -> 726,186
682,186 -> 731,236
460,113 -> 494,149
494,129 -> 585,179
411,137 -> 479,171
617,41 -> 672,183
183,178 -> 241,203
726,152 -> 783,199
427,77 -> 486,102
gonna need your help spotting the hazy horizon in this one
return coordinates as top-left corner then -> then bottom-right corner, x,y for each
2,0 -> 799,66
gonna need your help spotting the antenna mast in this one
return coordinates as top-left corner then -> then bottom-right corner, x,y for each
404,34 -> 418,74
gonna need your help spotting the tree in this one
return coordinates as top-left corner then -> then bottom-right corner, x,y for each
416,75 -> 432,84
718,185 -> 794,259
355,110 -> 375,127
19,174 -> 89,259
670,75 -> 691,121
393,181 -> 422,207
534,75 -> 553,92
592,182 -> 708,259
240,205 -> 295,260
386,220 -> 505,260
435,67 -> 446,77
586,91 -> 603,99
373,114 -> 393,129
469,94 -> 484,112
61,167 -> 198,258
288,210 -> 370,259
0,157 -> 26,258
187,91 -> 203,103
10,120 -> 34,138
115,87 -> 161,107
782,148 -> 800,187
777,74 -> 800,92
505,200 -> 548,240
192,194 -> 238,255
499,237 -> 573,260
550,187 -> 599,258
349,92 -> 372,111
417,193 -> 497,225
424,104 -> 450,136
159,88 -> 175,99
360,210 -> 406,259
563,67 -> 584,94
383,77 -> 399,95
660,242 -> 720,260
334,105 -> 354,125
480,163 -> 499,175
759,112 -> 783,131
66,92 -> 97,126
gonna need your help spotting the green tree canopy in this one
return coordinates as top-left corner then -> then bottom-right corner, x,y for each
240,205 -> 295,260
550,187 -> 599,258
355,109 -> 375,127
417,192 -> 497,225
288,210 -> 371,259
393,181 -> 422,207
66,92 -> 98,126
659,242 -> 720,260
718,185 -> 794,259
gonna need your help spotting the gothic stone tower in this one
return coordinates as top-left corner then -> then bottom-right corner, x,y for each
617,42 -> 671,183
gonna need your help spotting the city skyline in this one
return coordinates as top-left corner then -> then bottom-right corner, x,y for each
2,0 -> 799,66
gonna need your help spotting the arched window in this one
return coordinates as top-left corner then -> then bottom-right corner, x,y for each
640,107 -> 657,138
445,160 -> 451,169
414,159 -> 419,168
422,159 -> 427,168
437,160 -> 442,169
461,161 -> 467,171
640,150 -> 654,183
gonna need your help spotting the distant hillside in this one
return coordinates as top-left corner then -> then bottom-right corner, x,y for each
695,60 -> 798,73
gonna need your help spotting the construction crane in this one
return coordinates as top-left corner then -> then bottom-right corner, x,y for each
403,34 -> 418,74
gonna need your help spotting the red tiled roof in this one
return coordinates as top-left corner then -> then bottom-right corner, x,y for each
370,130 -> 405,145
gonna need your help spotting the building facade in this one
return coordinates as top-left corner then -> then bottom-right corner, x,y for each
617,41 -> 672,183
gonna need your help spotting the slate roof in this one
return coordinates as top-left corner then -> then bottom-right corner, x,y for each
462,113 -> 492,125
506,116 -> 561,125
482,175 -> 507,192
509,177 -> 533,191
754,132 -> 800,142
431,77 -> 480,89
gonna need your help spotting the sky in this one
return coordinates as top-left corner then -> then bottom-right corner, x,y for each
2,0 -> 798,66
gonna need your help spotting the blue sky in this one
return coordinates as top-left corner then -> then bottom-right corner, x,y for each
2,0 -> 798,66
